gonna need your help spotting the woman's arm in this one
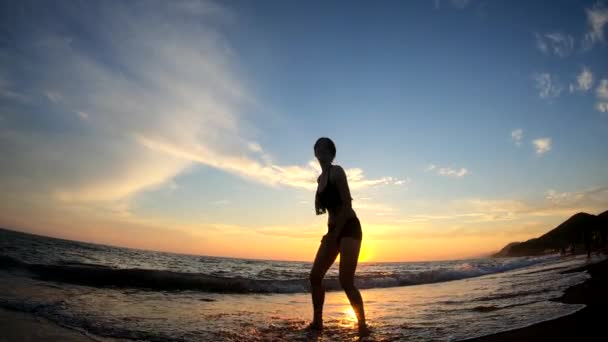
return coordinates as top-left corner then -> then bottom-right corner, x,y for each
329,165 -> 353,240
314,175 -> 325,215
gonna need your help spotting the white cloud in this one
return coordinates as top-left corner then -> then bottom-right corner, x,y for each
395,178 -> 410,185
438,167 -> 469,177
76,111 -> 89,120
45,90 -> 62,103
247,141 -> 263,153
535,32 -> 575,57
596,79 -> 608,112
570,66 -> 593,93
450,0 -> 473,8
426,164 -> 468,178
545,189 -> 584,205
532,137 -> 552,155
0,1 -> 405,213
597,79 -> 608,99
433,0 -> 473,9
582,3 -> 608,49
511,128 -> 523,146
0,78 -> 29,102
533,73 -> 562,100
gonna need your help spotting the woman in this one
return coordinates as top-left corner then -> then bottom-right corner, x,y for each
304,137 -> 370,336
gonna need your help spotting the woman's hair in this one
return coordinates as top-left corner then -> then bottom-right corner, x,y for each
314,137 -> 336,161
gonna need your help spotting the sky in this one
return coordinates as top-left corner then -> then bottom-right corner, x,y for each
1,0 -> 607,262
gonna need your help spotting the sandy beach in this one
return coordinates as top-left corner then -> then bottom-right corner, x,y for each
0,307 -> 95,342
467,257 -> 608,341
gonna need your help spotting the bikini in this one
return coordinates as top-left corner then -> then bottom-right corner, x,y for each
316,165 -> 362,242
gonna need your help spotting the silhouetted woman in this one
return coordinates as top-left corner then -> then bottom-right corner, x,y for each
304,137 -> 370,336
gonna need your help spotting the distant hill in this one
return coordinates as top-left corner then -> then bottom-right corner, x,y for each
494,211 -> 608,257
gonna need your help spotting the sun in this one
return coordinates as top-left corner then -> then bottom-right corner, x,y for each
358,241 -> 374,262
336,241 -> 374,263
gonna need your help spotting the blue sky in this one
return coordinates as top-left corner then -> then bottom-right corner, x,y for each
1,0 -> 607,261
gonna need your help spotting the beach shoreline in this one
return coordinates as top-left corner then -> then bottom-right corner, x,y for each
1,257 -> 605,341
0,307 -> 96,342
465,256 -> 608,341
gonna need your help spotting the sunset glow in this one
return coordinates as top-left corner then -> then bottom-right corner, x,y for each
1,0 -> 607,262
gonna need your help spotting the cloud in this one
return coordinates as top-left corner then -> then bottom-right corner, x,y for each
533,73 -> 563,100
426,164 -> 469,178
532,137 -> 552,155
394,178 -> 411,186
449,0 -> 473,8
391,185 -> 608,226
582,3 -> 608,50
544,186 -> 608,210
535,32 -> 575,57
76,111 -> 89,120
0,0 -> 404,217
511,128 -> 523,146
247,141 -> 263,153
0,78 -> 29,103
438,167 -> 469,177
596,79 -> 608,112
569,66 -> 593,93
597,79 -> 608,99
45,90 -> 62,103
434,0 -> 473,9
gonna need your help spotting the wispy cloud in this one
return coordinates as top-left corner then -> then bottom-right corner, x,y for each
76,111 -> 89,120
391,185 -> 608,226
596,79 -> 608,99
511,128 -> 523,146
426,164 -> 469,178
449,0 -> 473,9
135,135 -> 401,191
532,137 -> 552,155
535,32 -> 575,57
582,2 -> 608,50
533,73 -> 562,100
569,66 -> 593,93
434,0 -> 474,10
438,167 -> 469,177
596,79 -> 608,112
0,0 -> 403,216
45,90 -> 62,103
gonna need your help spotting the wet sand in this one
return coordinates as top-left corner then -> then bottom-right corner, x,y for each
466,257 -> 608,341
0,307 -> 95,342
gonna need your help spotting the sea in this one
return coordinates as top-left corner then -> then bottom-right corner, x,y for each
0,227 -> 602,341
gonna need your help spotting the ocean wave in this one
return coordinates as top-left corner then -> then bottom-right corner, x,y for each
0,254 -> 550,294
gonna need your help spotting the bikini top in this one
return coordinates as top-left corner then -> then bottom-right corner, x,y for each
316,165 -> 343,212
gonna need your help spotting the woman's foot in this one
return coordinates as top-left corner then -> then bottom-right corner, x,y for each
303,320 -> 323,331
357,321 -> 371,336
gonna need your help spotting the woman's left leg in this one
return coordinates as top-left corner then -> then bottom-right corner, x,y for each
339,236 -> 368,333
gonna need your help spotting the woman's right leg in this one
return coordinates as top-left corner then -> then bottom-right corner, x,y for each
308,234 -> 340,328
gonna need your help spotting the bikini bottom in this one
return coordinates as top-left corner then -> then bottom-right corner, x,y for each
324,216 -> 362,242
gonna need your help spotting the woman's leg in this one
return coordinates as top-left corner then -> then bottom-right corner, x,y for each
339,237 -> 368,331
308,234 -> 340,328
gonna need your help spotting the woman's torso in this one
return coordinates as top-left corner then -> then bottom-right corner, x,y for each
317,164 -> 356,225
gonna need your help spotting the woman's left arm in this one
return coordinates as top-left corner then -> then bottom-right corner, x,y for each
330,165 -> 353,240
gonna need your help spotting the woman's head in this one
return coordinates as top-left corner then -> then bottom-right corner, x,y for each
314,137 -> 336,163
